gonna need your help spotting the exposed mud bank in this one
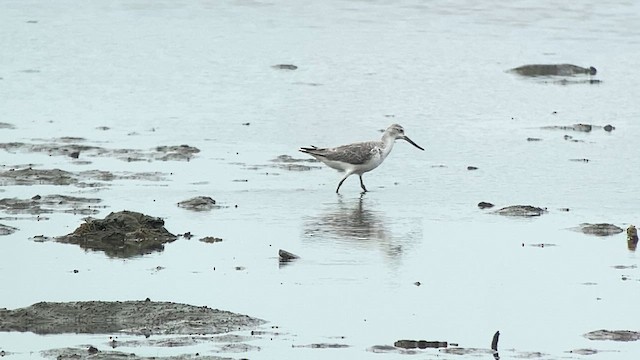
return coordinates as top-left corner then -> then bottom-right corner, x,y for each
0,140 -> 199,163
0,300 -> 264,336
0,301 -> 265,360
0,166 -> 167,187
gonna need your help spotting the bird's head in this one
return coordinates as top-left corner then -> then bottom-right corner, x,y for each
385,124 -> 424,151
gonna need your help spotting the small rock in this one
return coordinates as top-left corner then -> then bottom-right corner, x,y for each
627,225 -> 638,251
568,349 -> 598,355
526,137 -> 542,141
200,236 -> 223,243
69,151 -> 80,159
495,205 -> 547,217
478,202 -> 494,209
467,166 -> 478,170
510,64 -> 597,77
603,124 -> 615,132
573,123 -> 592,132
279,249 -> 299,261
88,346 -> 98,354
272,64 -> 298,70
177,196 -> 218,211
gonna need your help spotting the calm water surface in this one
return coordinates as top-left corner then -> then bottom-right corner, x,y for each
1,0 -> 639,359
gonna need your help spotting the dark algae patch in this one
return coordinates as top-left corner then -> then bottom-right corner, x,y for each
55,211 -> 177,257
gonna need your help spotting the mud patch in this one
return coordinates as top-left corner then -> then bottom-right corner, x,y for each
0,300 -> 265,335
55,211 -> 177,258
541,123 -> 613,132
509,64 -> 596,77
568,348 -> 599,355
584,330 -> 640,341
177,196 -> 221,211
0,140 -> 199,163
367,345 -> 418,354
41,347 -> 231,360
394,340 -> 448,349
0,194 -> 104,215
0,122 -> 15,129
272,64 -> 298,70
574,223 -> 624,236
0,167 -> 167,187
495,205 -> 547,217
292,343 -> 350,349
0,223 -> 18,235
440,347 -> 497,356
270,154 -> 320,171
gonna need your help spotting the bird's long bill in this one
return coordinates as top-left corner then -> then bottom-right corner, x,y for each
402,136 -> 425,151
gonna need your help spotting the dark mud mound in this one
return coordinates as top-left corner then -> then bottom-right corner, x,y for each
0,300 -> 265,335
56,211 -> 177,257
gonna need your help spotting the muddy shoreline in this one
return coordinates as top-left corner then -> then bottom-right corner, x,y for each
0,300 -> 266,360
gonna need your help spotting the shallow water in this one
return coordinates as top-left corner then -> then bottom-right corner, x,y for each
1,0 -> 639,359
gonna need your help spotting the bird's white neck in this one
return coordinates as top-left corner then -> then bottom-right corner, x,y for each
380,133 -> 396,159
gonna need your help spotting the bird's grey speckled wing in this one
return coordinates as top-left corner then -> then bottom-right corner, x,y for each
317,141 -> 379,165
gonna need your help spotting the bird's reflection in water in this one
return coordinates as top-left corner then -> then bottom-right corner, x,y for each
303,193 -> 420,261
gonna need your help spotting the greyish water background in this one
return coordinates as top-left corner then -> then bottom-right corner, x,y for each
1,0 -> 639,358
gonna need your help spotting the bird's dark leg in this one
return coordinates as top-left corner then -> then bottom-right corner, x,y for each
336,174 -> 350,193
359,175 -> 368,192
